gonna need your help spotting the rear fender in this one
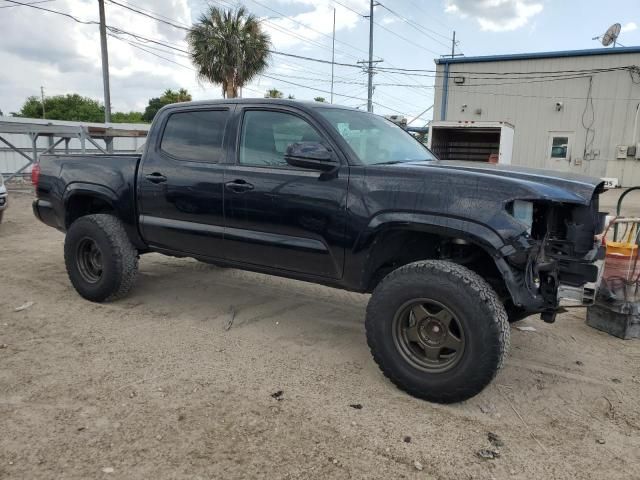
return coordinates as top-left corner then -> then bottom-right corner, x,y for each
63,183 -> 145,249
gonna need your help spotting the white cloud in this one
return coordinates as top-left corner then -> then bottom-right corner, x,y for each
0,0 -> 206,114
259,0 -> 364,53
445,0 -> 544,32
621,21 -> 638,33
0,0 -> 375,113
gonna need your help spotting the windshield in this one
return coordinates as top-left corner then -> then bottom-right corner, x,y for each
316,108 -> 436,165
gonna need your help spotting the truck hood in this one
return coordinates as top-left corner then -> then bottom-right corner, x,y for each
403,160 -> 605,205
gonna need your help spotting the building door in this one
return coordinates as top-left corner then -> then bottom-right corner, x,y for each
546,131 -> 575,172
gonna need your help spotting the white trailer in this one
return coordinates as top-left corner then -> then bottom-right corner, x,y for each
427,121 -> 514,165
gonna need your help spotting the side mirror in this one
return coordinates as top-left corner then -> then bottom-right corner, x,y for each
285,142 -> 338,171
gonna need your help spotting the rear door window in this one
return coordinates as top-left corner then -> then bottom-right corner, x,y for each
160,109 -> 229,163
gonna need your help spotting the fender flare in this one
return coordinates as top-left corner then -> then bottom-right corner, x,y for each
355,212 -> 542,310
358,212 -> 506,253
63,182 -> 119,227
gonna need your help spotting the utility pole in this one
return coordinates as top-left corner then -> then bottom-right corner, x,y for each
98,0 -> 112,123
40,86 -> 46,119
366,0 -> 375,112
330,7 -> 336,104
451,30 -> 456,58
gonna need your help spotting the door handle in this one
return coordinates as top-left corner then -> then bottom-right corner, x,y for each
225,179 -> 254,192
145,172 -> 167,184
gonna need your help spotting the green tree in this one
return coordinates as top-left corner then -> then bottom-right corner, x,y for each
264,88 -> 283,99
142,88 -> 192,122
187,6 -> 270,98
111,111 -> 145,123
15,94 -> 104,122
313,97 -> 326,103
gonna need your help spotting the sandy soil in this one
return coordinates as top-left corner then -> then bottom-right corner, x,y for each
1,188 -> 639,480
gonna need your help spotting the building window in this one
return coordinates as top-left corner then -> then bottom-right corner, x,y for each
551,136 -> 569,158
548,133 -> 573,161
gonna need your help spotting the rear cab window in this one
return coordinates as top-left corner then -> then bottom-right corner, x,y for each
160,109 -> 229,163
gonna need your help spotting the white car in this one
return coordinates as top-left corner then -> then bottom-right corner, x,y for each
0,174 -> 7,223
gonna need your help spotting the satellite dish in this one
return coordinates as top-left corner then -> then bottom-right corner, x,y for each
602,23 -> 621,47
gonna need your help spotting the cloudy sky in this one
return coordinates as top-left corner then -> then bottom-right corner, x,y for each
0,0 -> 638,124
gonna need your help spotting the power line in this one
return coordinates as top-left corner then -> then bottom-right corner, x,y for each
246,0 -> 372,59
106,0 -> 189,30
209,0 -> 363,62
109,33 -> 265,95
372,65 -> 634,75
3,0 -> 97,23
377,2 -> 451,49
400,0 -> 454,39
332,0 -> 441,56
430,83 -> 640,101
113,0 -> 191,28
259,73 -> 406,114
0,0 -> 55,8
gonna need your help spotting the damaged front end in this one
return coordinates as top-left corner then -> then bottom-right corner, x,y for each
498,191 -> 606,322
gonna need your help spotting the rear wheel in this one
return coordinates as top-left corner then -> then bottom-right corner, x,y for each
64,214 -> 138,302
366,260 -> 509,403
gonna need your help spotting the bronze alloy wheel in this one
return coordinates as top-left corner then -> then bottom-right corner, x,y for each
76,237 -> 104,284
392,298 -> 465,373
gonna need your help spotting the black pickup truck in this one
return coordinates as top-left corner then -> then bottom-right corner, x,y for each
32,99 -> 605,403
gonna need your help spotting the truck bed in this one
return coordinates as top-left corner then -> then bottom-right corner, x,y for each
34,153 -> 143,245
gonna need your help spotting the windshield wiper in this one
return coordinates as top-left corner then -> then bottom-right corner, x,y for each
372,160 -> 406,165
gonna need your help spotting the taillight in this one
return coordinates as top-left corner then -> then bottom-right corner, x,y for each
31,163 -> 41,187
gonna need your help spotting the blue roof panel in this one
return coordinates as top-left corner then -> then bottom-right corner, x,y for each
435,46 -> 640,65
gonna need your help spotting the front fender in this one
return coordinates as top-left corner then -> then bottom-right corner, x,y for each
344,213 -> 508,291
361,212 -> 505,252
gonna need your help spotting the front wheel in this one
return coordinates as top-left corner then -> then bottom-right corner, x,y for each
64,214 -> 138,302
365,260 -> 510,403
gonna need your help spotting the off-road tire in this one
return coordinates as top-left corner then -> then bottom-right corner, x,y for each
64,214 -> 138,302
366,260 -> 510,403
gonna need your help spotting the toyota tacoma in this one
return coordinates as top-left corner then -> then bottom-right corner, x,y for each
32,99 -> 605,403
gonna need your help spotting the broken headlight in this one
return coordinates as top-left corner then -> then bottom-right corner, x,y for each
509,200 -> 534,234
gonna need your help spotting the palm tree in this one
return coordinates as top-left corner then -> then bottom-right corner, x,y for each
264,88 -> 283,99
187,6 -> 270,98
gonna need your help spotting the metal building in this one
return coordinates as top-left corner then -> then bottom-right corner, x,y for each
433,46 -> 640,186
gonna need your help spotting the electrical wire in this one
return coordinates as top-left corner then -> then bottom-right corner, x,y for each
245,0 -> 372,58
377,3 -> 451,49
400,0 -> 454,37
331,0 -> 442,56
3,0 -> 97,23
0,0 -> 55,8
581,76 -> 596,159
106,0 -> 189,30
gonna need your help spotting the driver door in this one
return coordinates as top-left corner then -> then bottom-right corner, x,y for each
223,106 -> 349,279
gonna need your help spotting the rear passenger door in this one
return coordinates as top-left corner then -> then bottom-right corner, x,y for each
138,106 -> 232,259
223,106 -> 349,279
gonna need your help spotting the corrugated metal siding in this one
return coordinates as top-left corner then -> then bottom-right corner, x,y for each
433,51 -> 640,186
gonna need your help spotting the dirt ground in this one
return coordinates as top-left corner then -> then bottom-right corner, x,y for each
1,187 -> 639,480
